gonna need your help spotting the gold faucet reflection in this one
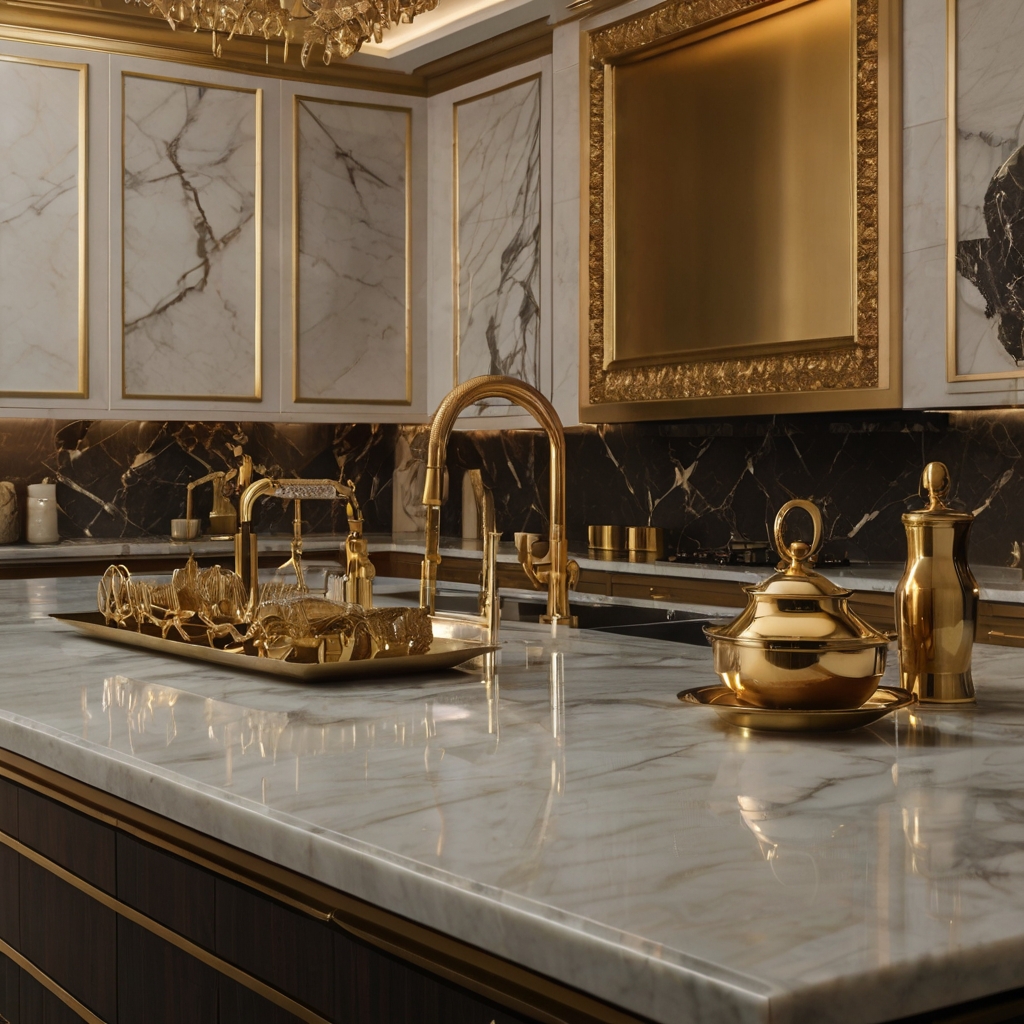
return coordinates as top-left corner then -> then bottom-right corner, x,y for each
419,376 -> 579,627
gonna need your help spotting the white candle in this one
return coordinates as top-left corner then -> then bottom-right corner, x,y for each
26,483 -> 59,544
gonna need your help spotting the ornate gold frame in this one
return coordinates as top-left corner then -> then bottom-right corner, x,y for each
0,53 -> 88,400
291,95 -> 413,405
120,70 -> 263,402
580,0 -> 902,422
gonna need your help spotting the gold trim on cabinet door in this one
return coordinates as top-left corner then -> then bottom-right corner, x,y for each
119,71 -> 263,402
452,72 -> 543,388
0,936 -> 107,1024
0,54 -> 88,400
0,746 -> 652,1024
944,0 -> 1024,383
0,826 -> 334,1024
291,94 -> 413,405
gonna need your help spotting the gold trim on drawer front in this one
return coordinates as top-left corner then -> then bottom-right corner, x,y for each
0,747 -> 652,1024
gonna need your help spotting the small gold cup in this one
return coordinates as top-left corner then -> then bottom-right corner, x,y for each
587,525 -> 626,557
627,526 -> 664,561
170,518 -> 201,541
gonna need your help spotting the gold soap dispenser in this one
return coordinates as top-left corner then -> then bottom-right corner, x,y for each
895,462 -> 979,703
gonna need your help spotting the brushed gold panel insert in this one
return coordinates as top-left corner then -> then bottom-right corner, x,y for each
608,0 -> 854,368
582,0 -> 902,421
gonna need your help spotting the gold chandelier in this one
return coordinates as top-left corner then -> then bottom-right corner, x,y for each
130,0 -> 440,65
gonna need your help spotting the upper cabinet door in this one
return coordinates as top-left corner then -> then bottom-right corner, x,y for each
292,94 -> 412,406
0,53 -> 87,400
120,70 -> 263,403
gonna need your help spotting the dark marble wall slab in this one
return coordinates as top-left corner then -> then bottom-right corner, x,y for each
436,409 -> 1024,567
0,420 -> 395,540
3,409 -> 1024,568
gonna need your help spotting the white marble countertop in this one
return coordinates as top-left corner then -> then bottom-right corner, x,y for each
1,575 -> 1023,1022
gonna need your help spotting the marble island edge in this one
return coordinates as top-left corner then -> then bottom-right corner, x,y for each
0,577 -> 1023,1022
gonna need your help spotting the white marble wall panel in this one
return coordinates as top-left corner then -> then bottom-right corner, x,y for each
455,76 -> 542,417
0,57 -> 83,396
953,0 -> 1024,379
122,74 -> 260,400
294,98 -> 409,404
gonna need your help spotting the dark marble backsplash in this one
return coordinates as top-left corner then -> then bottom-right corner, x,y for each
438,409 -> 1024,567
0,420 -> 395,540
3,408 -> 1024,568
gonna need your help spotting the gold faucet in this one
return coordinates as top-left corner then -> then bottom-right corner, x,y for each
419,375 -> 578,627
235,478 -> 370,609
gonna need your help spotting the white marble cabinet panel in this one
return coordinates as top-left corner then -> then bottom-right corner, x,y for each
902,0 -> 1024,407
950,0 -> 1024,382
455,76 -> 542,417
0,55 -> 85,398
426,57 -> 553,427
293,97 -> 410,405
121,73 -> 261,401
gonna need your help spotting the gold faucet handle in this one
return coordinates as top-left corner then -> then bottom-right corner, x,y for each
515,532 -> 548,591
566,558 -> 580,591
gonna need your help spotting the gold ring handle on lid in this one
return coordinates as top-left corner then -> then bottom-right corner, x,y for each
773,499 -> 823,569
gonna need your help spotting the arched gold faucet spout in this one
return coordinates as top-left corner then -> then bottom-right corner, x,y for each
419,375 -> 577,628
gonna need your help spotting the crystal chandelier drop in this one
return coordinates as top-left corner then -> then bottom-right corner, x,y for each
130,0 -> 439,65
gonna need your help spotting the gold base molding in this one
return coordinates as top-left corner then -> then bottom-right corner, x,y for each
581,0 -> 902,420
0,746 -> 651,1024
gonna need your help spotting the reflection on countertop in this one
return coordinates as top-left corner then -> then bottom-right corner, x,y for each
2,576 -> 1024,1022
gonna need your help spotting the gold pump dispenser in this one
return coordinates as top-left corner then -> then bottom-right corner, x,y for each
895,462 -> 979,703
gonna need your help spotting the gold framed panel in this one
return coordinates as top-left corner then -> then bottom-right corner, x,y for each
452,72 -> 543,388
291,94 -> 413,405
120,71 -> 263,402
0,53 -> 88,400
581,0 -> 902,422
944,0 -> 1024,384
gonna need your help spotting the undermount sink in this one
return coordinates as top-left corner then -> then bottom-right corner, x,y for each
374,586 -> 726,646
506,599 -> 723,646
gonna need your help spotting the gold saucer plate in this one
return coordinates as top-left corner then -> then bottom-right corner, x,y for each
678,685 -> 916,732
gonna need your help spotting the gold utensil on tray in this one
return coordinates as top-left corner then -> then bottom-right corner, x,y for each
703,500 -> 894,711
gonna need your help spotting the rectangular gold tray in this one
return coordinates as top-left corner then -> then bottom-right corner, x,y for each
52,612 -> 496,683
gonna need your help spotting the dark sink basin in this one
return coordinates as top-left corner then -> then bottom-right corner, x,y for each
381,588 -> 725,646
506,599 -> 723,646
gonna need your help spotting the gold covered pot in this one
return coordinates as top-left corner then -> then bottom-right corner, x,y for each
703,500 -> 895,710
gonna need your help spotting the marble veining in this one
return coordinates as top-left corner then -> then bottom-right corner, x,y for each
954,0 -> 1024,376
456,77 -> 542,416
122,76 -> 259,398
4,575 -> 1024,1022
0,419 -> 395,539
429,409 -> 1024,567
295,98 -> 409,404
0,59 -> 81,395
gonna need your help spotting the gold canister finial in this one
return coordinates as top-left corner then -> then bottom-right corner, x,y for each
895,462 -> 978,703
922,461 -> 950,511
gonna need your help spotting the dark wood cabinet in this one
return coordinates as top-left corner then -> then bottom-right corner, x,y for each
116,919 -> 218,1024
18,860 -> 117,1022
0,775 -> 550,1024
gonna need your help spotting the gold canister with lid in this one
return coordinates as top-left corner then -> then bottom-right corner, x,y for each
895,462 -> 978,703
704,500 -> 894,710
